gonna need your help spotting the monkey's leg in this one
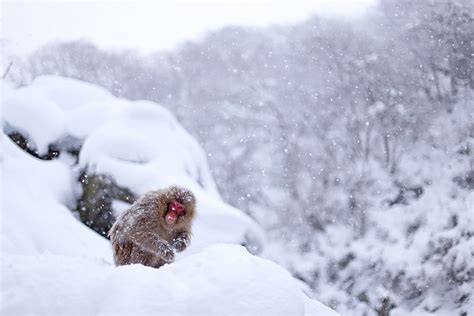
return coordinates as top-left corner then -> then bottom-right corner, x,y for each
113,241 -> 134,266
172,231 -> 191,252
132,232 -> 176,262
128,246 -> 156,266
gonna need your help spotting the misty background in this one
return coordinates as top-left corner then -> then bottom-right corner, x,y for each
2,0 -> 473,315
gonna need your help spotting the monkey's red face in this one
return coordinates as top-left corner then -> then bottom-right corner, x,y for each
165,200 -> 185,225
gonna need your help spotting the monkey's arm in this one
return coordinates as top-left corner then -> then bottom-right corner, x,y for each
133,233 -> 175,263
172,231 -> 192,252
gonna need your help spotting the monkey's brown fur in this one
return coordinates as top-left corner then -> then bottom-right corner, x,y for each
108,185 -> 196,268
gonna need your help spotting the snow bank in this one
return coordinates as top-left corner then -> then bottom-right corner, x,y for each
1,76 -> 263,251
1,131 -> 111,259
0,77 -> 338,315
2,245 -> 337,316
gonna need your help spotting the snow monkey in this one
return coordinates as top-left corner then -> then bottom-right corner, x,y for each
108,185 -> 196,268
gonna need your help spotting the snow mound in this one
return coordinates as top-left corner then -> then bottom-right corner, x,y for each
2,245 -> 338,316
1,133 -> 112,259
1,76 -> 264,252
0,77 -> 338,315
2,87 -> 65,154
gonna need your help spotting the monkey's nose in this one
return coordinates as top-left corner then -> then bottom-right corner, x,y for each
170,200 -> 185,214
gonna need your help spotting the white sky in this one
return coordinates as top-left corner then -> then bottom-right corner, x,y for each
1,0 -> 376,57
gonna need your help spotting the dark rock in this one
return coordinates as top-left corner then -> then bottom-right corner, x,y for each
76,170 -> 137,238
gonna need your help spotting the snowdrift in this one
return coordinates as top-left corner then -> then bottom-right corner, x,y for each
3,246 -> 336,315
0,77 -> 337,315
1,76 -> 263,251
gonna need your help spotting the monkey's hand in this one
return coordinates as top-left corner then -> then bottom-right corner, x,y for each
172,232 -> 191,252
156,240 -> 175,263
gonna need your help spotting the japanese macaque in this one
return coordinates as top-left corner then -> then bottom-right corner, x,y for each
108,185 -> 196,268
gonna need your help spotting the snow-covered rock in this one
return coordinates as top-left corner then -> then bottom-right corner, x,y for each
0,77 -> 338,315
1,135 -> 111,259
1,76 -> 263,251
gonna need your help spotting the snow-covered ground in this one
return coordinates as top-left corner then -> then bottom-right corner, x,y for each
0,77 -> 338,315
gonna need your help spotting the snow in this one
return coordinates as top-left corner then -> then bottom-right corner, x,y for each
263,131 -> 474,315
2,245 -> 338,316
0,77 -> 337,315
1,134 -> 110,259
2,88 -> 65,154
0,128 -> 112,261
2,75 -> 263,250
4,3 -> 472,313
